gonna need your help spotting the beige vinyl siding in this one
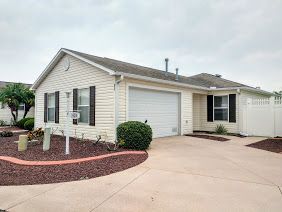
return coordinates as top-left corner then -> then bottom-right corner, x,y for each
118,78 -> 197,135
192,94 -> 201,131
193,90 -> 239,133
193,89 -> 271,133
0,103 -> 34,124
35,55 -> 115,141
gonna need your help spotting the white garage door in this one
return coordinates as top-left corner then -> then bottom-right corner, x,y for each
128,87 -> 180,138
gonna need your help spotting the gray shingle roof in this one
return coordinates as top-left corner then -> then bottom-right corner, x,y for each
65,49 -> 249,89
0,81 -> 32,89
188,73 -> 247,88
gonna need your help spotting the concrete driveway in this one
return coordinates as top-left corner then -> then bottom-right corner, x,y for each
1,136 -> 282,212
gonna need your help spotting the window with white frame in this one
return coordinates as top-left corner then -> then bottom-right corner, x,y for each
214,95 -> 228,121
47,93 -> 55,122
18,103 -> 25,111
78,88 -> 89,124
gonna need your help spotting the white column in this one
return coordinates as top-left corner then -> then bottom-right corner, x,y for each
65,92 -> 70,154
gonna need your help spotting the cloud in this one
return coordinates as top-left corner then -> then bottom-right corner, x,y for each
0,0 -> 281,91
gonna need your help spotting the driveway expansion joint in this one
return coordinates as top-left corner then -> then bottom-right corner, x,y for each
278,186 -> 282,196
144,167 -> 276,187
5,183 -> 64,211
202,144 -> 278,187
90,168 -> 151,211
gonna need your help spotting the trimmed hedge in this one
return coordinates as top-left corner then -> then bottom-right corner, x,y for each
17,117 -> 33,129
24,118 -> 34,131
117,121 -> 152,150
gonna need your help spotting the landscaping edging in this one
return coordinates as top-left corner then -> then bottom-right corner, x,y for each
186,134 -> 230,141
0,153 -> 148,186
0,151 -> 146,166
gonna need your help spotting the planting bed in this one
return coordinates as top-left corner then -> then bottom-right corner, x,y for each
0,126 -> 23,132
186,134 -> 230,142
0,133 -> 148,185
247,138 -> 282,153
0,133 -> 140,161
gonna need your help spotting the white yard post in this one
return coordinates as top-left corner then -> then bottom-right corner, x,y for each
270,97 -> 275,137
65,92 -> 71,155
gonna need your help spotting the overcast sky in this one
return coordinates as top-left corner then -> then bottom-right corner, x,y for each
0,0 -> 281,92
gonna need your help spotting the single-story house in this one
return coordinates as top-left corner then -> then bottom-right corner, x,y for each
0,81 -> 34,125
31,48 -> 273,140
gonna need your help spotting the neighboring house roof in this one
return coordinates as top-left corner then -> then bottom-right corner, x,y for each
31,48 -> 272,95
0,81 -> 32,89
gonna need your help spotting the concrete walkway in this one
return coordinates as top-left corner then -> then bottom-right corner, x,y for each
1,136 -> 282,212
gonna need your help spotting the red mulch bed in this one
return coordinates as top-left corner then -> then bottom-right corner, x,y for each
186,134 -> 230,142
0,133 -> 148,185
0,133 -> 138,161
0,126 -> 24,132
0,154 -> 148,186
247,138 -> 282,153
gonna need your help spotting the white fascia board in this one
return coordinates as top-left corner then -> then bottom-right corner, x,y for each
62,49 -> 116,75
211,86 -> 273,96
114,72 -> 209,91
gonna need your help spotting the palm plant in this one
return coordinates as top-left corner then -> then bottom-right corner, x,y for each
22,88 -> 35,118
0,83 -> 34,122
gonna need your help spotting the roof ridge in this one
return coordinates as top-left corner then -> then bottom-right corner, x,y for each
65,48 -> 170,74
103,57 -> 168,73
191,73 -> 248,87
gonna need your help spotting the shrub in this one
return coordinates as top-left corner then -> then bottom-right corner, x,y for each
117,121 -> 152,150
215,124 -> 228,135
0,131 -> 13,137
24,118 -> 34,131
17,117 -> 33,129
0,120 -> 6,126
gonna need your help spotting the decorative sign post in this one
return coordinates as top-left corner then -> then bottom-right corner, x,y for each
65,92 -> 80,155
65,92 -> 71,155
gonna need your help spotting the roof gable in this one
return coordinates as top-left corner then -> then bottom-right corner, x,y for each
31,48 -> 115,90
31,48 -> 272,96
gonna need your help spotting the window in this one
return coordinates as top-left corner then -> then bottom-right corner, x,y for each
18,103 -> 25,111
214,95 -> 228,121
47,93 -> 55,122
78,88 -> 89,124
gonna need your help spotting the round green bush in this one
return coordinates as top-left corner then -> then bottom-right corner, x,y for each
117,121 -> 152,150
24,118 -> 34,131
17,117 -> 33,129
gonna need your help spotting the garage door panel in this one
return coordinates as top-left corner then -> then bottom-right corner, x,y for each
128,87 -> 180,138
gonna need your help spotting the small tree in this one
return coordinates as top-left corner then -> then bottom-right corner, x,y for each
0,83 -> 34,123
22,88 -> 35,118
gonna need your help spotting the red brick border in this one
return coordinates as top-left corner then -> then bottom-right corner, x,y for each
0,151 -> 146,166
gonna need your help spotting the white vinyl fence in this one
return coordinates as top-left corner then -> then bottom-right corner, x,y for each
242,97 -> 282,137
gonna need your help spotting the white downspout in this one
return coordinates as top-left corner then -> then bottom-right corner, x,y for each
114,75 -> 124,141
